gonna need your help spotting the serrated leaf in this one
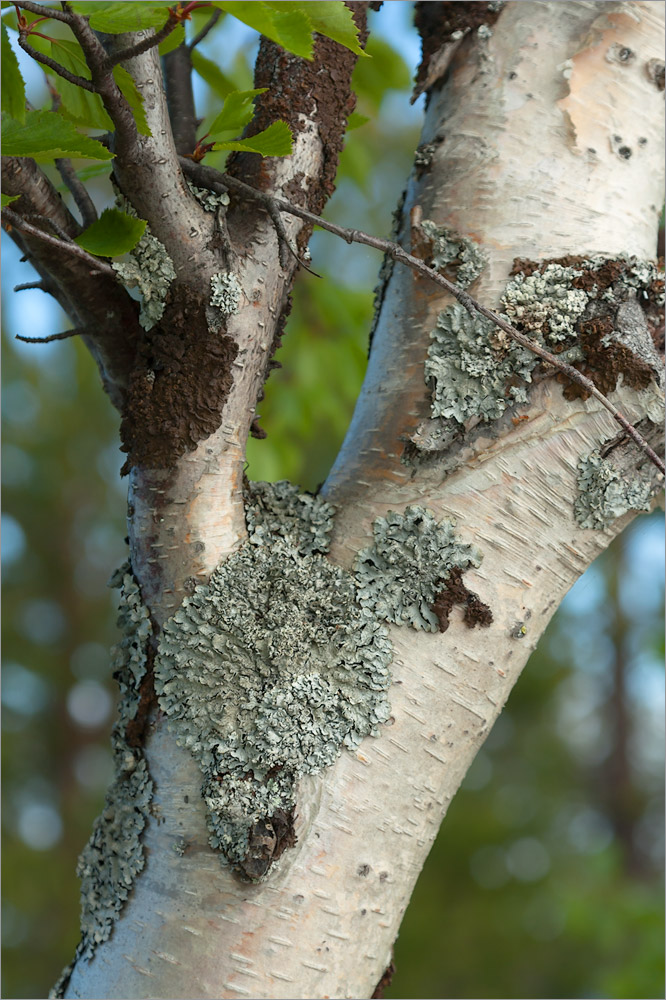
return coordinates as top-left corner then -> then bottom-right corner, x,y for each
69,2 -> 167,32
113,65 -> 150,136
271,1 -> 366,56
207,88 -> 267,137
1,110 -> 114,162
158,22 -> 185,56
74,208 -> 147,257
49,39 -> 112,131
2,23 -> 25,122
191,49 -> 235,98
346,112 -> 369,130
214,119 -> 292,157
213,2 -> 313,60
1,192 -> 20,207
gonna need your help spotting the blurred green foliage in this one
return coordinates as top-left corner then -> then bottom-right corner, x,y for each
2,6 -> 663,999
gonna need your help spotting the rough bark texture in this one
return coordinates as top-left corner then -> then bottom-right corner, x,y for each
35,2 -> 663,998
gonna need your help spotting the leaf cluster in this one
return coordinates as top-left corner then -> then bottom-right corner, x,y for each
1,0 -> 365,256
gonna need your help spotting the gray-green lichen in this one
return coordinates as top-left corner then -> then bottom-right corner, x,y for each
421,220 -> 487,289
424,255 -> 663,430
574,450 -> 655,529
502,263 -> 589,340
245,479 -> 335,554
75,564 -> 153,960
112,200 -> 176,331
155,482 -> 392,875
355,506 -> 483,631
186,179 -> 230,213
426,303 -> 535,422
210,272 -> 242,314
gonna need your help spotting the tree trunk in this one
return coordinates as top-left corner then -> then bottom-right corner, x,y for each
6,2 -> 661,998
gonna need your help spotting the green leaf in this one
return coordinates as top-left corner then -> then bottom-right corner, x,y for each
273,1 -> 366,56
113,65 -> 150,136
75,163 -> 114,184
191,49 -> 235,98
352,36 -> 410,110
1,192 -> 20,207
1,23 -> 25,122
346,112 -> 369,130
158,22 -> 185,56
74,208 -> 147,257
207,88 -> 266,137
214,120 -> 292,156
69,2 -> 167,32
212,2 -> 314,60
1,110 -> 114,162
49,39 -> 112,131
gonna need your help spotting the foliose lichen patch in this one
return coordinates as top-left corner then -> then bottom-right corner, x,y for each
355,506 -> 484,632
75,563 -> 153,960
424,254 -> 663,431
420,220 -> 488,289
186,179 -> 230,213
112,204 -> 176,332
574,450 -> 656,529
210,272 -> 242,315
426,302 -> 535,423
155,482 -> 392,878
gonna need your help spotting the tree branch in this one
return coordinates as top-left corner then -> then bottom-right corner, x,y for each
2,208 -> 116,276
163,44 -> 198,156
180,158 -> 666,476
16,326 -> 86,343
55,158 -> 98,228
105,14 -> 182,67
2,154 -> 140,408
13,0 -> 71,23
17,32 -> 96,90
188,8 -> 220,50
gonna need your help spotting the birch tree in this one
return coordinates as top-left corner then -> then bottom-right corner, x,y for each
2,1 -> 664,998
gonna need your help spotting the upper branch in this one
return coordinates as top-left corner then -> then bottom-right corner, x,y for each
2,155 -> 140,408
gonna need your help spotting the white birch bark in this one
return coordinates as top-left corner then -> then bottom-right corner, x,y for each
64,3 -> 664,998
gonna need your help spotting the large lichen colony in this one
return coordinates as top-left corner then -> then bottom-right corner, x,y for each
76,564 -> 153,959
155,483 -> 394,874
425,255 -> 663,426
154,485 -> 486,877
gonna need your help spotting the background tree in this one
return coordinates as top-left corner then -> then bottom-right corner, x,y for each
1,2 -> 664,999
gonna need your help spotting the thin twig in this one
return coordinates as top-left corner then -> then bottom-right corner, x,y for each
17,34 -> 96,91
2,208 -> 117,278
105,15 -> 182,67
14,280 -> 48,291
188,8 -> 221,50
16,327 -> 86,343
14,0 -> 71,23
55,159 -> 98,228
180,157 -> 666,476
23,212 -> 74,242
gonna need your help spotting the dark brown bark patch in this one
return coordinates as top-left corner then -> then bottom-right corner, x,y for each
414,1 -> 503,96
433,567 -> 493,633
371,958 -> 396,999
120,286 -> 237,472
560,314 -> 655,400
510,254 -> 664,402
226,3 -> 369,221
238,806 -> 297,881
124,645 -> 157,749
